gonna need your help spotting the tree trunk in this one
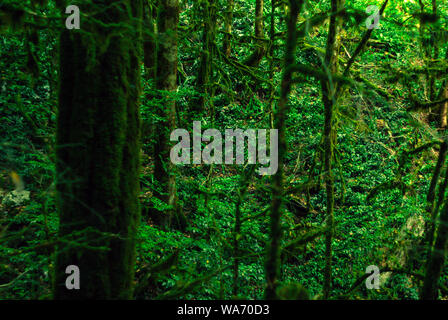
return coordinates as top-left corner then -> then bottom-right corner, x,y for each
268,0 -> 276,128
54,0 -> 143,299
153,0 -> 185,230
223,0 -> 234,57
142,0 -> 157,159
144,0 -> 157,80
190,0 -> 216,116
423,140 -> 447,260
244,0 -> 266,67
421,189 -> 448,299
321,0 -> 344,299
264,0 -> 301,300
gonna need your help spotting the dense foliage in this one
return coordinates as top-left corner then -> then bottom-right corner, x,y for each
1,0 -> 448,300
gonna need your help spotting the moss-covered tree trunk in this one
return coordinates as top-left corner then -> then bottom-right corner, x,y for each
223,0 -> 234,57
264,0 -> 301,300
153,0 -> 185,229
321,0 -> 344,299
268,0 -> 277,128
244,0 -> 266,67
54,0 -> 143,299
142,0 -> 157,160
190,0 -> 216,116
144,0 -> 157,80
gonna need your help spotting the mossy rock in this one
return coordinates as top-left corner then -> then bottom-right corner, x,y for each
2,189 -> 30,207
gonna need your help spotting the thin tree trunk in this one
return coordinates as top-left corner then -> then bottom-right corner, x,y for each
425,153 -> 448,262
153,0 -> 185,230
190,0 -> 216,116
423,45 -> 448,264
54,0 -> 143,299
142,0 -> 157,162
423,140 -> 448,256
223,0 -> 234,57
421,186 -> 448,299
268,0 -> 276,128
144,0 -> 157,80
321,0 -> 344,299
244,0 -> 266,67
264,0 -> 302,300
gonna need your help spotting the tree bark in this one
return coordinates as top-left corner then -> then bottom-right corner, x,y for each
54,0 -> 143,299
